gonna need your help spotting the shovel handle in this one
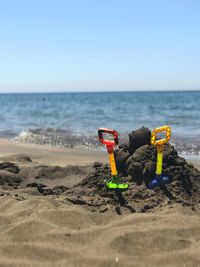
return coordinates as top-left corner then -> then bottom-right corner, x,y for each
98,128 -> 119,146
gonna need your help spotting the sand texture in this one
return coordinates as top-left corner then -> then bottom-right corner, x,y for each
0,138 -> 199,266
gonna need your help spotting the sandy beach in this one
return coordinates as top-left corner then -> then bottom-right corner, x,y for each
1,0 -> 200,265
0,139 -> 199,267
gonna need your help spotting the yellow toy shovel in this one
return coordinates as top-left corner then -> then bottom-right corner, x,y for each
148,125 -> 171,189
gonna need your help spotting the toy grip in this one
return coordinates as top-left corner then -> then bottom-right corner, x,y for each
98,128 -> 119,146
151,125 -> 171,146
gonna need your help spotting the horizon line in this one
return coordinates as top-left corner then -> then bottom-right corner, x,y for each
0,89 -> 200,94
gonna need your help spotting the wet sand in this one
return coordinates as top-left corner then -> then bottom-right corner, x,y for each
0,139 -> 199,267
0,139 -> 106,166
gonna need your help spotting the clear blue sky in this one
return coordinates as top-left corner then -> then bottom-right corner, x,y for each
0,0 -> 200,92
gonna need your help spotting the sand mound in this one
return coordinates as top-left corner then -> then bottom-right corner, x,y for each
65,128 -> 200,213
65,160 -> 200,213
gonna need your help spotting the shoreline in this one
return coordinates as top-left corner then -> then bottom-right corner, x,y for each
2,126 -> 200,156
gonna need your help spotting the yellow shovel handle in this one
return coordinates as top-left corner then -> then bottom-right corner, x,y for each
156,146 -> 163,175
108,151 -> 118,176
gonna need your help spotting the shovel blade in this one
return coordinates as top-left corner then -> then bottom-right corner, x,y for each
148,175 -> 170,189
105,181 -> 128,190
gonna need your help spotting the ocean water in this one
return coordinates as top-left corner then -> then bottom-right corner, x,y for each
0,91 -> 199,155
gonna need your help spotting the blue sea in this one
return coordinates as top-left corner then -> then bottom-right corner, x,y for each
0,91 -> 199,155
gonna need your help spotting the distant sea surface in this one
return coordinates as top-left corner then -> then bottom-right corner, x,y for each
0,91 -> 199,156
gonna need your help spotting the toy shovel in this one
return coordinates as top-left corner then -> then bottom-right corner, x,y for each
148,125 -> 171,189
98,128 -> 128,190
